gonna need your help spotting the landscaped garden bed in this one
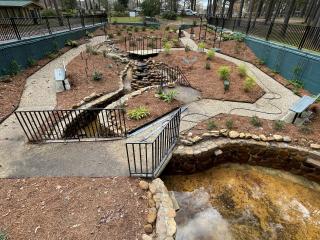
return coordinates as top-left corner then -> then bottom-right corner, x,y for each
154,50 -> 265,103
184,111 -> 320,147
56,49 -> 126,109
0,177 -> 148,239
0,38 -> 90,123
124,88 -> 182,131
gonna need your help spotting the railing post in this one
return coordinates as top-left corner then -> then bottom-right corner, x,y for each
92,15 -> 95,26
81,14 -> 85,28
10,17 -> 21,40
298,25 -> 311,50
44,17 -> 52,34
266,21 -> 274,40
66,16 -> 71,30
232,18 -> 236,31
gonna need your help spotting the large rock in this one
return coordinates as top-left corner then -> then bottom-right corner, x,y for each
310,144 -> 320,150
139,180 -> 149,190
229,131 -> 240,139
147,207 -> 157,224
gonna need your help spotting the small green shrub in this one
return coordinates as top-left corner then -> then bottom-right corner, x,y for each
238,64 -> 247,77
46,52 -> 57,59
92,70 -> 103,81
217,66 -> 231,80
250,116 -> 262,127
198,41 -> 206,51
65,39 -> 79,48
165,26 -> 170,31
86,31 -> 94,38
185,45 -> 191,52
7,60 -> 20,76
27,57 -> 37,67
226,119 -> 234,129
206,49 -> 215,60
134,26 -> 139,32
289,79 -> 304,89
112,20 -> 118,24
205,61 -> 211,70
244,76 -> 256,92
273,120 -> 285,131
128,106 -> 150,120
159,90 -> 177,103
162,11 -> 177,20
257,59 -> 265,65
207,120 -> 216,130
299,125 -> 312,135
164,42 -> 172,55
172,38 -> 180,47
0,231 -> 8,240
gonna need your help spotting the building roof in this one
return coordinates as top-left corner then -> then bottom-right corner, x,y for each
0,0 -> 42,8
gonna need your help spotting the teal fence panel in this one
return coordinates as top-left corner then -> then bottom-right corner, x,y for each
245,36 -> 320,95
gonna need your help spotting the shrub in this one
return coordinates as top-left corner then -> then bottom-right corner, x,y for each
46,52 -> 57,59
142,26 -> 146,31
289,79 -> 304,89
244,76 -> 256,92
162,11 -> 177,20
172,38 -> 180,47
116,30 -> 122,36
163,42 -> 172,55
207,120 -> 216,130
86,31 -> 94,38
217,66 -> 231,80
185,45 -> 191,52
226,119 -> 234,129
238,64 -> 247,77
92,70 -> 103,81
198,42 -> 206,51
206,49 -> 215,60
273,120 -> 285,131
250,116 -> 262,127
128,106 -> 150,120
165,26 -> 170,31
205,61 -> 211,70
159,90 -> 177,103
86,45 -> 98,55
65,39 -> 79,48
7,60 -> 20,76
27,57 -> 37,67
134,26 -> 139,32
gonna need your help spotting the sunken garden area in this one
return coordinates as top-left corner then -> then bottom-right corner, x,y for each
0,17 -> 320,240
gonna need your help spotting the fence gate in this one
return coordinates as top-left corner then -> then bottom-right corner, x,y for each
15,108 -> 127,143
126,108 -> 181,178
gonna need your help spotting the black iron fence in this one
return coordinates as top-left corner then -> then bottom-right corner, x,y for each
124,36 -> 163,53
207,16 -> 320,52
158,63 -> 191,87
0,14 -> 107,42
126,108 -> 181,178
15,108 -> 126,143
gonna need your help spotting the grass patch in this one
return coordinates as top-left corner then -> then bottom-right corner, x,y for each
128,106 -> 150,120
110,17 -> 143,23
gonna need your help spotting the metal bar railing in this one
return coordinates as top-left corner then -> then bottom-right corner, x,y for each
126,108 -> 181,178
206,16 -> 320,52
0,14 -> 107,43
157,63 -> 191,87
14,108 -> 126,143
124,36 -> 162,53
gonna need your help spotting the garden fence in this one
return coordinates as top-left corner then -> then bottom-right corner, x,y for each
126,108 -> 181,178
15,108 -> 126,143
157,63 -> 191,87
124,36 -> 163,54
0,14 -> 107,42
206,16 -> 320,52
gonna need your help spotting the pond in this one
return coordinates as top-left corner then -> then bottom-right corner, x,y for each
163,163 -> 320,240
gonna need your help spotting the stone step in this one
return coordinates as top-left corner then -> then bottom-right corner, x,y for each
306,158 -> 320,169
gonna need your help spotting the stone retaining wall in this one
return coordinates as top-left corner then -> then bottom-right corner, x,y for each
167,139 -> 320,183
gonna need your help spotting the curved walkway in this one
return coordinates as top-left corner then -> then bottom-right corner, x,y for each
179,31 -> 300,132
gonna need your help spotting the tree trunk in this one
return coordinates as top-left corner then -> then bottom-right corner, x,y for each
227,0 -> 235,19
265,0 -> 275,23
52,0 -> 63,26
238,0 -> 245,18
246,0 -> 255,33
252,0 -> 264,27
282,0 -> 296,34
300,0 -> 309,17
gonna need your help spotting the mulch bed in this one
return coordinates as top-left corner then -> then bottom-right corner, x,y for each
0,37 -> 92,123
0,177 -> 147,240
188,111 -> 320,147
154,51 -> 265,103
124,88 -> 181,131
56,52 -> 125,109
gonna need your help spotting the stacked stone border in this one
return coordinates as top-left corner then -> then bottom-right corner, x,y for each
139,179 -> 177,240
168,137 -> 320,183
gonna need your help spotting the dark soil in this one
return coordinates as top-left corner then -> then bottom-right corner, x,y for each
56,52 -> 125,109
0,177 -> 148,240
154,51 -> 265,103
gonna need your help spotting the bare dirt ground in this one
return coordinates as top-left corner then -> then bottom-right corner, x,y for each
0,177 -> 148,240
56,52 -> 125,109
188,110 -> 320,146
0,39 -> 89,123
154,51 -> 265,103
124,88 -> 181,130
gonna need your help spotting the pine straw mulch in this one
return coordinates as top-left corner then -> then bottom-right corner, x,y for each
56,52 -> 125,109
124,88 -> 182,131
154,50 -> 265,103
187,110 -> 320,147
0,177 -> 148,240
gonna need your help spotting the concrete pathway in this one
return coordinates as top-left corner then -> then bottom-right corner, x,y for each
178,31 -> 300,132
0,36 -> 129,178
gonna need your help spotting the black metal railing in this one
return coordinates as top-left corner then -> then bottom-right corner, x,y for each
126,108 -> 181,178
206,16 -> 320,52
124,36 -> 163,54
157,63 -> 191,87
0,14 -> 107,42
15,108 -> 126,143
